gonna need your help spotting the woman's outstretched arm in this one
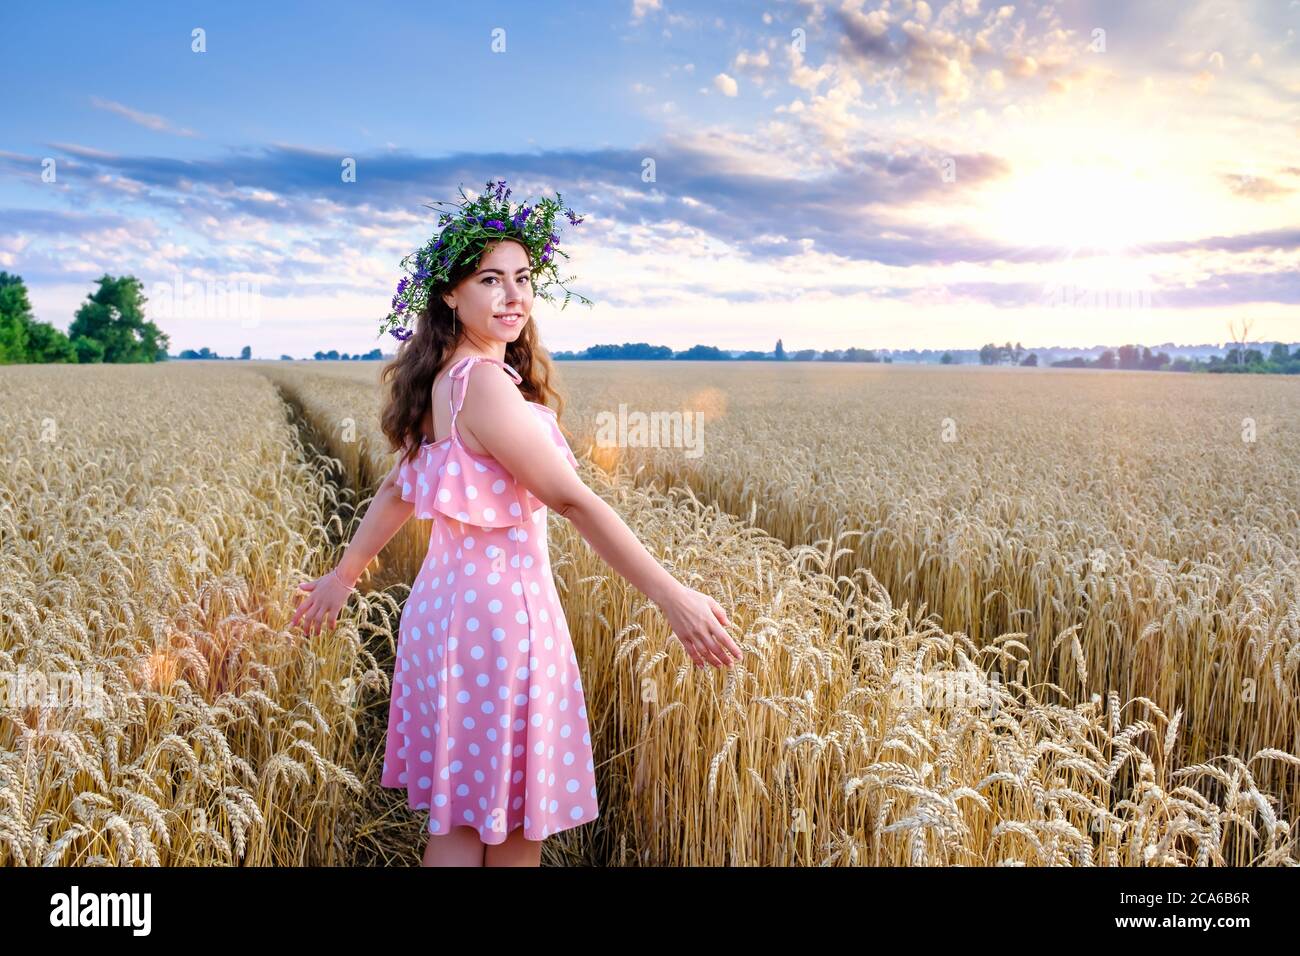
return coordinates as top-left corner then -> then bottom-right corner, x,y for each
457,365 -> 742,668
333,456 -> 415,586
557,487 -> 741,667
291,455 -> 414,637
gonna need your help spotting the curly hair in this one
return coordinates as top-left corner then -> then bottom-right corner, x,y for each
379,238 -> 566,467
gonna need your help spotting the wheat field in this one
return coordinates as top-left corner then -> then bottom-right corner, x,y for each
308,359 -> 1300,809
2,360 -> 1297,865
253,361 -> 1300,868
0,365 -> 379,864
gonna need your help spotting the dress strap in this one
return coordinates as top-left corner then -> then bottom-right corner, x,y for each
448,355 -> 522,430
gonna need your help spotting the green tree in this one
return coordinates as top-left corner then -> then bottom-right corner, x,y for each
67,274 -> 170,363
73,336 -> 106,363
25,319 -> 78,363
0,272 -> 32,362
0,271 -> 78,363
1224,346 -> 1264,366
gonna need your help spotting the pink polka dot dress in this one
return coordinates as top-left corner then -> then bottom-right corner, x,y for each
380,354 -> 599,845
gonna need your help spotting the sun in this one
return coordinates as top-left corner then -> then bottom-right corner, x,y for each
989,162 -> 1164,254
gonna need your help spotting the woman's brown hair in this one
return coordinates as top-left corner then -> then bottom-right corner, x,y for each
379,237 -> 566,466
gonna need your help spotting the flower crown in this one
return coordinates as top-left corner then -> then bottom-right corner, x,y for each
380,178 -> 593,342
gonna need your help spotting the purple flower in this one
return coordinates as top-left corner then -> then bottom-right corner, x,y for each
413,266 -> 430,281
390,326 -> 413,342
396,276 -> 409,295
484,219 -> 505,230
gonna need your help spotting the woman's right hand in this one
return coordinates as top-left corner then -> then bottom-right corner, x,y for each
656,583 -> 742,669
290,567 -> 356,638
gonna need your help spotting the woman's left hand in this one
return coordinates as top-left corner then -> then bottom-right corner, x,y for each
290,568 -> 357,637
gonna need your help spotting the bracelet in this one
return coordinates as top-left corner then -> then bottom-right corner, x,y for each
331,567 -> 359,593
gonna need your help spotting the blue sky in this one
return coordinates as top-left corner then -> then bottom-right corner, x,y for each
2,0 -> 1298,357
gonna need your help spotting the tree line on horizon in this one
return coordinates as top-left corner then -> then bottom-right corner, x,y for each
173,346 -> 384,361
3,270 -> 1295,374
974,340 -> 1300,374
553,340 -> 894,362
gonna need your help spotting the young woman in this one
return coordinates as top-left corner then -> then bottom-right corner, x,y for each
291,181 -> 741,868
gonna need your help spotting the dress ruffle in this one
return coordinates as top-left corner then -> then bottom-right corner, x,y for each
398,407 -> 579,529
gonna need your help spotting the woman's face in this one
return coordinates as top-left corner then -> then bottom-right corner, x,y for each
441,239 -> 535,344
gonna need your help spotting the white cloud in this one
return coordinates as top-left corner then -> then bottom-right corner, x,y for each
631,0 -> 661,22
89,97 -> 199,138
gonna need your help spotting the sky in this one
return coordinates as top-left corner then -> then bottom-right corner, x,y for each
1,0 -> 1298,357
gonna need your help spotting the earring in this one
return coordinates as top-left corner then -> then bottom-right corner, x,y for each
452,307 -> 458,336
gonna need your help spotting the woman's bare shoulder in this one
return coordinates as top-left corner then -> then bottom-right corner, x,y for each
456,359 -> 529,450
